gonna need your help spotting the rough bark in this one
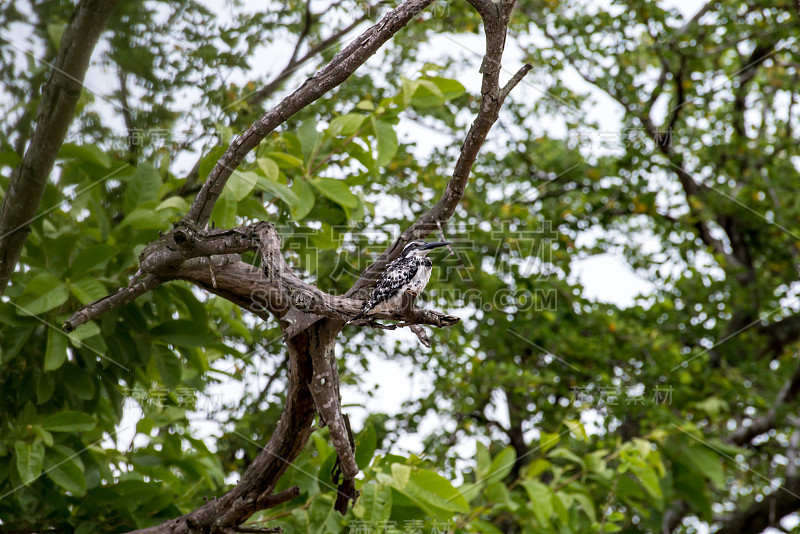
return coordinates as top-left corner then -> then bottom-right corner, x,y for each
0,0 -> 119,295
64,222 -> 460,334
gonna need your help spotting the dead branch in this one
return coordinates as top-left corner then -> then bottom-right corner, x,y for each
185,0 -> 436,227
347,1 -> 531,299
63,273 -> 161,333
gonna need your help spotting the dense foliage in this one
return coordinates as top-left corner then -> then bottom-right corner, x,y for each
1,0 -> 799,532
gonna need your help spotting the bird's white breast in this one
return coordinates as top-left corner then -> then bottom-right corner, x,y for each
407,263 -> 432,293
370,262 -> 433,314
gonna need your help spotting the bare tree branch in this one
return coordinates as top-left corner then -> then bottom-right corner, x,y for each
0,0 -> 119,296
348,2 -> 531,298
63,273 -> 162,333
63,221 -> 460,333
185,0 -> 436,227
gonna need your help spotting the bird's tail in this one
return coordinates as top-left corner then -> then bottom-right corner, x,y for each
347,308 -> 368,324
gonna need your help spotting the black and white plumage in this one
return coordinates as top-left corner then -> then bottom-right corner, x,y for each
349,240 -> 451,323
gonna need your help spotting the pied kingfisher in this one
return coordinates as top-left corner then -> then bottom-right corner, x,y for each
349,240 -> 451,323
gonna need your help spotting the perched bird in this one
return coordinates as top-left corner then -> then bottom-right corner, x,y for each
349,240 -> 451,323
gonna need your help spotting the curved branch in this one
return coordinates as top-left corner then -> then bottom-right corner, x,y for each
348,1 -> 531,298
64,223 -> 270,331
0,0 -> 119,296
257,223 -> 459,328
185,0 -> 436,227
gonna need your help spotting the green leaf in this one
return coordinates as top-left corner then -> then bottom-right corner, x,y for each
44,327 -> 68,371
58,143 -> 110,168
46,22 -> 66,49
411,79 -> 445,108
2,325 -> 34,362
694,397 -> 729,417
117,208 -> 169,230
40,411 -> 95,432
152,320 -> 215,348
227,170 -> 258,201
391,463 -> 411,488
387,465 -> 469,515
210,188 -> 236,228
476,442 -> 491,479
265,151 -> 303,168
311,178 -> 358,210
16,273 -> 69,316
548,447 -> 586,470
61,365 -> 95,400
70,244 -> 118,275
123,164 -> 162,213
15,441 -> 44,485
307,497 -> 339,532
632,463 -> 663,500
572,492 -> 597,522
44,445 -> 86,495
154,348 -> 182,389
68,322 -> 100,345
539,431 -> 561,454
31,426 -> 53,448
374,120 -> 398,168
355,425 -> 377,470
565,419 -> 588,441
257,176 -> 300,209
290,178 -> 315,220
524,458 -> 552,479
353,483 -> 392,522
329,113 -> 366,137
156,196 -> 189,213
257,158 -> 279,181
198,146 -> 226,181
36,373 -> 55,404
683,445 -> 725,487
486,481 -> 517,511
430,76 -> 466,100
0,150 -> 21,168
553,491 -> 571,524
486,446 -> 516,484
69,278 -> 106,305
521,480 -> 553,526
400,78 -> 419,107
297,119 -> 322,164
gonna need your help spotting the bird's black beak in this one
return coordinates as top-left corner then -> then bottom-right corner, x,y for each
419,241 -> 452,251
